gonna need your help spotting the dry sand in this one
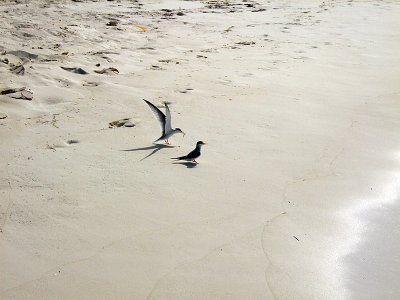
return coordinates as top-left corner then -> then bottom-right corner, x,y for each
1,0 -> 400,299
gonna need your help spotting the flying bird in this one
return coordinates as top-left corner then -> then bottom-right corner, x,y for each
171,141 -> 206,164
143,99 -> 185,144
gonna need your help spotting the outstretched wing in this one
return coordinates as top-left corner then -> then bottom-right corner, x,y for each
164,103 -> 173,133
143,99 -> 166,136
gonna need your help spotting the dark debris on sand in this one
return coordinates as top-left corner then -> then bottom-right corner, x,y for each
1,87 -> 33,100
94,67 -> 119,75
109,118 -> 135,128
61,66 -> 89,74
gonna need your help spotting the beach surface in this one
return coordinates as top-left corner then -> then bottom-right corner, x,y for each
1,0 -> 400,299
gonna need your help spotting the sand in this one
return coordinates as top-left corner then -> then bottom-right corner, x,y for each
1,0 -> 400,299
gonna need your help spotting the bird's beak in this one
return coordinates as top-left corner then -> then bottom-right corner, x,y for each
203,142 -> 207,145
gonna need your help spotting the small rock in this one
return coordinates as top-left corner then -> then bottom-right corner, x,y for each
83,81 -> 99,87
109,118 -> 135,128
124,120 -> 135,127
252,8 -> 266,12
0,113 -> 7,119
66,139 -> 79,144
177,11 -> 185,16
106,20 -> 118,26
13,90 -> 33,100
0,87 -> 33,100
8,89 -> 33,100
22,90 -> 33,99
236,41 -> 256,46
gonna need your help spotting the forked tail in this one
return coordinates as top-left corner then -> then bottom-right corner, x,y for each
171,156 -> 185,160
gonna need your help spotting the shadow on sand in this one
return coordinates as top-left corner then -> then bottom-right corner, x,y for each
172,161 -> 198,169
122,144 -> 176,161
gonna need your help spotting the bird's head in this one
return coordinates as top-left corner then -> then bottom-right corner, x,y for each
197,141 -> 206,146
174,128 -> 185,136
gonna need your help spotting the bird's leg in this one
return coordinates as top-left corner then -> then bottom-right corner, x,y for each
193,160 -> 199,164
164,139 -> 170,145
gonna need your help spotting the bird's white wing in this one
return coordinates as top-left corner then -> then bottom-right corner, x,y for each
143,99 -> 166,135
164,103 -> 173,133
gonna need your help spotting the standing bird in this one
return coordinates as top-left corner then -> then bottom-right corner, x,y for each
143,99 -> 185,144
171,141 -> 206,164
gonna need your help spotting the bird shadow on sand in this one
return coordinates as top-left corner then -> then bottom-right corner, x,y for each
172,162 -> 198,169
122,144 -> 176,161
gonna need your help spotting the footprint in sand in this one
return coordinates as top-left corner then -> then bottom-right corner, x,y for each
47,139 -> 80,151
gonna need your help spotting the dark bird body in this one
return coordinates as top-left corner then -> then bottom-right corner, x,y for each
171,141 -> 206,164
